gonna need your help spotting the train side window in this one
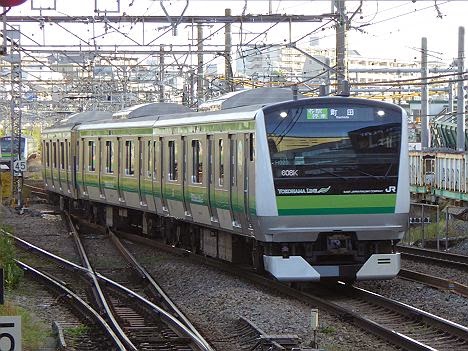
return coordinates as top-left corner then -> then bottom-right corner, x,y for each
46,142 -> 50,167
147,140 -> 152,178
192,139 -> 203,184
230,138 -> 237,186
60,142 -> 65,169
249,133 -> 255,162
125,140 -> 134,175
218,139 -> 224,186
52,142 -> 57,168
88,141 -> 96,171
76,140 -> 80,171
105,141 -> 113,173
168,140 -> 178,181
153,141 -> 158,179
67,141 -> 71,171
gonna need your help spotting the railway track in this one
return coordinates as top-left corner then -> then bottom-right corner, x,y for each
69,215 -> 213,351
398,245 -> 468,270
116,231 -> 468,351
1,219 -> 213,351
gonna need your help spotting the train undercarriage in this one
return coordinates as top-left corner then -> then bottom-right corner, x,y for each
51,193 -> 401,282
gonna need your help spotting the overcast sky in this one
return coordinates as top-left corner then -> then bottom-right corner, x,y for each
6,1 -> 468,65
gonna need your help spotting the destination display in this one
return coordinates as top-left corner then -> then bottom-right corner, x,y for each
305,106 -> 382,122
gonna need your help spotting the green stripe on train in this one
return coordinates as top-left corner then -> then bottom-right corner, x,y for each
276,194 -> 397,215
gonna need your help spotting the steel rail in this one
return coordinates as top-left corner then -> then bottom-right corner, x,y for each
15,260 -> 127,351
398,245 -> 468,270
399,268 -> 468,298
107,227 -> 214,351
115,231 -> 468,351
1,227 -> 213,351
66,215 -> 139,351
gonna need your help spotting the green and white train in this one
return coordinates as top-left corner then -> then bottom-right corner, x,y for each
42,94 -> 409,282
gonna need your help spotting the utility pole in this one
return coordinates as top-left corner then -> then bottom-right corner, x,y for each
8,28 -> 23,207
159,45 -> 165,103
334,0 -> 348,92
421,37 -> 430,149
197,23 -> 204,106
456,26 -> 465,152
225,8 -> 233,92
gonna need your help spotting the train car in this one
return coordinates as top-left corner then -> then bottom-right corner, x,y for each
0,135 -> 28,164
42,95 -> 409,282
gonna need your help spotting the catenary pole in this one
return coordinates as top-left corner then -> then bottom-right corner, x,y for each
421,37 -> 430,149
456,26 -> 465,152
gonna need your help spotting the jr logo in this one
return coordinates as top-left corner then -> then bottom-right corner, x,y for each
385,186 -> 396,193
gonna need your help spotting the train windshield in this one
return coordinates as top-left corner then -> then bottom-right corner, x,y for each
263,101 -> 402,196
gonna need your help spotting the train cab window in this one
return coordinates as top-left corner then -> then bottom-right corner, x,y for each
125,140 -> 135,176
191,140 -> 203,184
105,141 -> 113,173
45,142 -> 50,167
88,141 -> 96,171
60,142 -> 65,170
147,140 -> 152,178
52,142 -> 57,168
218,139 -> 224,186
168,140 -> 178,181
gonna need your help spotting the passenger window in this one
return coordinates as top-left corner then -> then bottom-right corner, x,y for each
60,142 -> 65,169
147,140 -> 152,178
218,139 -> 224,186
46,142 -> 50,167
52,142 -> 57,168
88,141 -> 96,171
153,141 -> 158,179
192,140 -> 203,184
125,140 -> 134,175
105,141 -> 113,173
249,133 -> 255,162
168,140 -> 178,181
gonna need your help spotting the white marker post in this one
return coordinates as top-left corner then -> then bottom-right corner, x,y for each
310,308 -> 319,348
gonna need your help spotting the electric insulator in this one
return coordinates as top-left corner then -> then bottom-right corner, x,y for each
0,0 -> 28,7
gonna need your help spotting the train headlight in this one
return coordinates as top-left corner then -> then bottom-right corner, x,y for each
377,110 -> 385,117
280,111 -> 288,118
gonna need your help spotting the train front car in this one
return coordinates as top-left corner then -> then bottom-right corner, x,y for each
254,97 -> 409,282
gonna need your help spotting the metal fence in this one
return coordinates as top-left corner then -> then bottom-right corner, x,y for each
405,203 -> 468,250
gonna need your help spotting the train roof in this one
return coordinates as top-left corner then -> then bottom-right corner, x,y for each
77,103 -> 263,131
220,87 -> 305,110
112,102 -> 192,120
43,110 -> 114,133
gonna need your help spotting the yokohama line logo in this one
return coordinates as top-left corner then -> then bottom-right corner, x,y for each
281,169 -> 298,177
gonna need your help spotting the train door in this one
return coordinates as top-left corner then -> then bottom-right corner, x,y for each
207,135 -> 218,224
153,137 -> 165,214
51,141 -> 58,190
246,132 -> 255,230
229,134 -> 246,231
117,137 -> 124,202
162,136 -> 184,218
214,134 -> 232,230
137,137 -> 144,207
58,140 -> 64,193
97,138 -> 105,200
182,136 -> 191,219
